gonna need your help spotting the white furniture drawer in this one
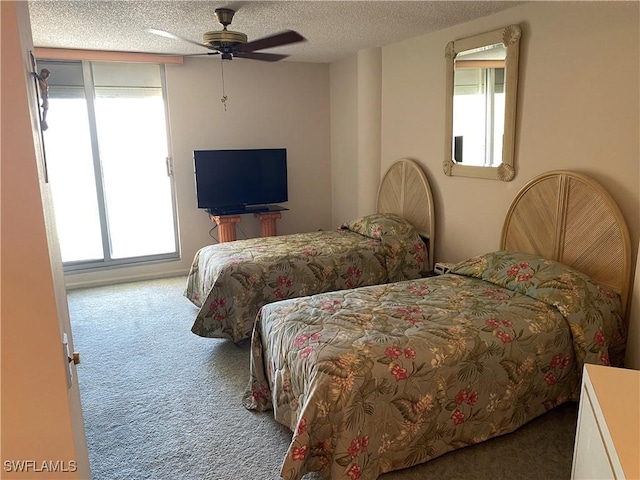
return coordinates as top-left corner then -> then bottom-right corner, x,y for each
571,364 -> 639,480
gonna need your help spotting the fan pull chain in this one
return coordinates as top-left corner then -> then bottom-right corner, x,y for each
220,58 -> 228,111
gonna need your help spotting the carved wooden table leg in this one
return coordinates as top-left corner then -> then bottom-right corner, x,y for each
255,211 -> 282,237
210,215 -> 241,243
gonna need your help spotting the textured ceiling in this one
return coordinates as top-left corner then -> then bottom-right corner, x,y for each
28,1 -> 524,64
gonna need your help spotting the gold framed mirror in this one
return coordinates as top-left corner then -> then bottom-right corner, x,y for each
443,25 -> 521,181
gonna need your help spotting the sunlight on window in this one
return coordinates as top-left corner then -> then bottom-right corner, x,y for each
41,60 -> 178,269
453,66 -> 505,167
94,93 -> 176,259
45,98 -> 103,263
453,94 -> 486,166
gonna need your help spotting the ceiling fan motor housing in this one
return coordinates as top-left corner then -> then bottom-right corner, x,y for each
203,30 -> 247,47
147,6 -> 303,62
203,30 -> 247,59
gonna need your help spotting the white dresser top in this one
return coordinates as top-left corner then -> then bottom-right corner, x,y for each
584,364 -> 640,480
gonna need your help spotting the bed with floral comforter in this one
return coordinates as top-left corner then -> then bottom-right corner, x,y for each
185,214 -> 429,342
243,251 -> 627,480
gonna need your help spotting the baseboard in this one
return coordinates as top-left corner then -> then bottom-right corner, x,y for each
64,270 -> 190,290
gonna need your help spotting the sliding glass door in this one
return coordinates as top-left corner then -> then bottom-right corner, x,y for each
41,60 -> 178,271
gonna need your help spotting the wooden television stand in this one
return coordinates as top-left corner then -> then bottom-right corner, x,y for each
207,205 -> 288,243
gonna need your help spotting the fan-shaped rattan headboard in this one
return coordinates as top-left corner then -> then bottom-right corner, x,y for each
376,158 -> 435,271
501,171 -> 631,317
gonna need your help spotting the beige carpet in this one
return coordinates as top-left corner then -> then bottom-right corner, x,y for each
68,276 -> 578,480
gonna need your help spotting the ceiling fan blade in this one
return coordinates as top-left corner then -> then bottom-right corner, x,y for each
146,28 -> 213,50
185,52 -> 221,57
235,30 -> 306,53
233,51 -> 289,62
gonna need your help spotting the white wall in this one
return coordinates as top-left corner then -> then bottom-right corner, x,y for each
382,1 -> 639,263
59,1 -> 640,365
330,48 -> 383,227
6,1 -> 637,472
380,1 -> 639,366
330,56 -> 359,226
356,48 -> 382,217
65,57 -> 331,288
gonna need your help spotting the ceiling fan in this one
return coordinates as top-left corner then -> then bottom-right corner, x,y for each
148,8 -> 306,62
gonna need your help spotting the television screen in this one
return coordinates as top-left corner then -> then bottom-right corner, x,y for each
193,148 -> 288,213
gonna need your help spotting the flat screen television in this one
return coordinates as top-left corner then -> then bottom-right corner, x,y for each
193,148 -> 288,214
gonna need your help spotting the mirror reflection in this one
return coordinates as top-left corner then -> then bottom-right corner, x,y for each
453,43 -> 506,167
444,25 -> 521,181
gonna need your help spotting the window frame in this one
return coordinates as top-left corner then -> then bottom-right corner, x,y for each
40,59 -> 180,273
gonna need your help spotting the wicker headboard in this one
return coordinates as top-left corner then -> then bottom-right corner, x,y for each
501,171 -> 631,317
376,158 -> 435,272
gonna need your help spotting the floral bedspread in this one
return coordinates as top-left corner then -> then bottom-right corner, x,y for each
243,251 -> 625,480
185,214 -> 428,342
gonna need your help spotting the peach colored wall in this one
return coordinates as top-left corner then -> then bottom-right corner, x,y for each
1,1 -> 89,477
65,56 -> 331,288
381,1 -> 639,366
